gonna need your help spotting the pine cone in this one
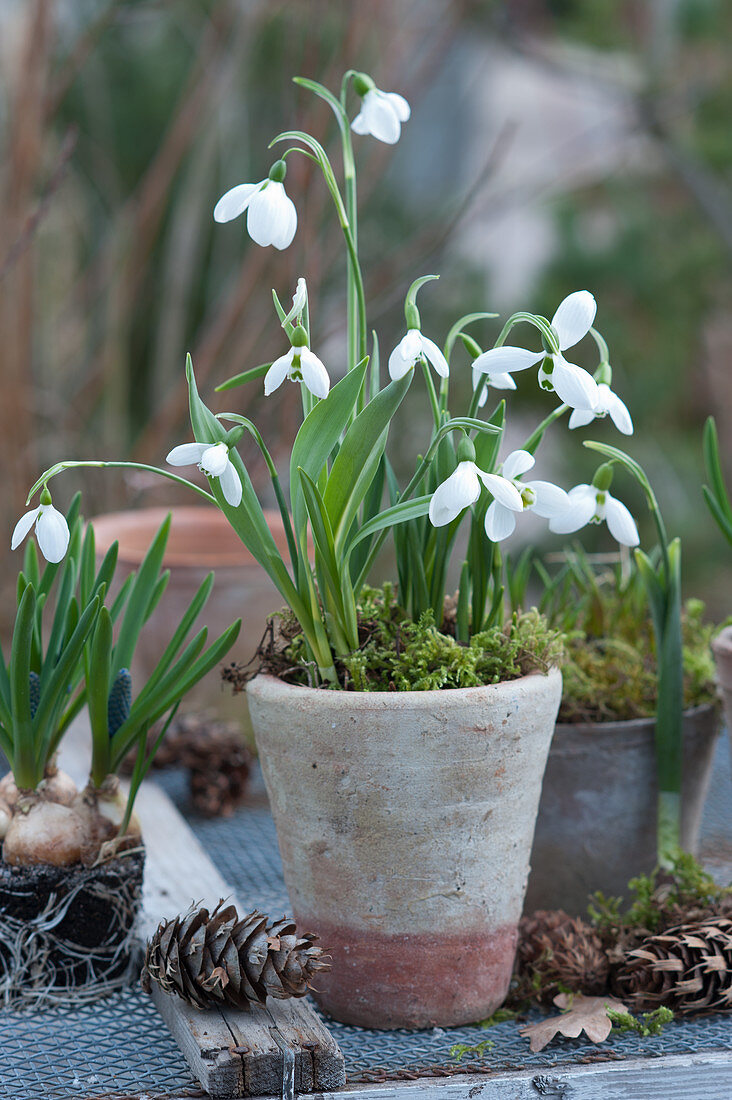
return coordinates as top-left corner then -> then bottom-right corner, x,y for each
517,909 -> 610,1001
141,902 -> 330,1011
615,916 -> 732,1014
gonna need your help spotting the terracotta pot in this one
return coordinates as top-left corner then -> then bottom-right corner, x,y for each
524,703 -> 720,916
92,506 -> 288,725
246,668 -> 562,1029
711,626 -> 732,763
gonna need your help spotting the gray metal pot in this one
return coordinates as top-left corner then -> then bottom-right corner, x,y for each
524,703 -> 720,916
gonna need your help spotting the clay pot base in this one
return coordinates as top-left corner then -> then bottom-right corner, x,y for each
0,849 -> 145,1008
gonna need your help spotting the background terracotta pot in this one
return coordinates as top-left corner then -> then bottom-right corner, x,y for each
246,668 -> 562,1029
92,506 -> 288,728
524,703 -> 720,916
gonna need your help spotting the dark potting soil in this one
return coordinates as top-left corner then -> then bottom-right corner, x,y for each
0,849 -> 145,996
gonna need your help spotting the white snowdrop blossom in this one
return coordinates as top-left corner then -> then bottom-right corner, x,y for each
472,363 -> 516,408
568,382 -> 633,435
389,329 -> 449,381
549,484 -> 639,547
264,328 -> 330,400
281,278 -> 308,327
351,85 -> 410,144
429,462 -> 523,528
11,497 -> 70,563
213,160 -> 296,250
167,441 -> 243,507
472,291 -> 600,412
484,450 -> 570,542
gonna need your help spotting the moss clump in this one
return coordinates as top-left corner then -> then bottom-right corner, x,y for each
280,585 -> 564,691
558,599 -> 718,723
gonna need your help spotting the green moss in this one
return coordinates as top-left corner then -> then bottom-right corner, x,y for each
283,585 -> 564,691
607,1007 -> 674,1037
558,598 -> 718,723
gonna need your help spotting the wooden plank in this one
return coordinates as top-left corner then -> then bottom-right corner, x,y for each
302,1051 -> 732,1100
59,717 -> 346,1098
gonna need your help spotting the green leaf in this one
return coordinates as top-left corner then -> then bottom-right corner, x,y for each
290,355 -> 369,539
215,362 -> 271,393
133,573 -> 215,706
323,371 -> 412,552
298,469 -> 347,616
87,607 -> 113,778
9,585 -> 36,770
113,515 -> 170,674
349,496 -> 432,555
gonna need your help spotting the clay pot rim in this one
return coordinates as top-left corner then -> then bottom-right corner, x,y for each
247,666 -> 562,706
89,506 -> 274,569
711,624 -> 732,658
555,700 -> 719,737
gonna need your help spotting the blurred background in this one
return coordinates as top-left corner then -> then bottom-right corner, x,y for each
2,0 -> 732,640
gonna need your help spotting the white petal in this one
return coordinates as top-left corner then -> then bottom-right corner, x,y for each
605,389 -> 634,435
219,461 -> 243,508
200,442 -> 229,477
551,357 -> 599,411
502,449 -> 535,480
471,346 -> 543,375
551,291 -> 596,351
167,442 -> 208,467
11,507 -> 40,550
385,92 -> 411,121
486,371 -> 517,391
388,330 -> 420,380
35,506 -> 70,563
605,494 -> 640,547
526,480 -> 570,519
549,484 -> 597,534
428,463 -> 480,527
247,182 -> 290,248
299,348 -> 330,399
568,407 -> 595,430
477,471 -> 523,511
419,335 -> 449,378
350,111 -> 370,135
264,350 -> 294,395
213,182 -> 260,223
361,90 -> 401,143
269,191 -> 297,250
484,501 -> 517,541
472,366 -> 488,407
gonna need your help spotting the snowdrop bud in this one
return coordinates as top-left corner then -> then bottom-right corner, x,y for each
405,303 -> 421,330
595,361 -> 612,385
456,435 -> 476,464
292,324 -> 308,348
268,159 -> 287,183
225,425 -> 246,446
353,72 -> 375,97
592,463 -> 614,492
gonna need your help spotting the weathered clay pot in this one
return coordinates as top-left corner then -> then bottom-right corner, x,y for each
246,669 -> 562,1029
524,703 -> 720,916
711,626 -> 732,763
92,506 -> 289,725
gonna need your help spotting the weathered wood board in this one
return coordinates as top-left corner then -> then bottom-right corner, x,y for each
59,719 -> 345,1099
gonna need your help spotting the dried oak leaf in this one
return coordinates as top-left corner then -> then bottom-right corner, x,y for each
519,992 -> 629,1052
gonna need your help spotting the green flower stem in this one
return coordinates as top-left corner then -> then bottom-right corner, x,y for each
26,461 -> 217,507
521,403 -> 568,454
421,361 -> 441,430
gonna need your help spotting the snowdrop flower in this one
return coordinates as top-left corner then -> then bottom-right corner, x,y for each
213,160 -> 296,250
485,450 -> 570,541
167,441 -> 243,507
568,381 -> 633,435
549,465 -> 639,547
11,489 -> 69,563
429,438 -> 523,528
472,291 -> 599,412
264,325 -> 330,400
389,329 -> 449,382
351,73 -> 410,145
281,278 -> 308,327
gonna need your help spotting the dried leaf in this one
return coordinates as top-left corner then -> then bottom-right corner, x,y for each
519,992 -> 629,1052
